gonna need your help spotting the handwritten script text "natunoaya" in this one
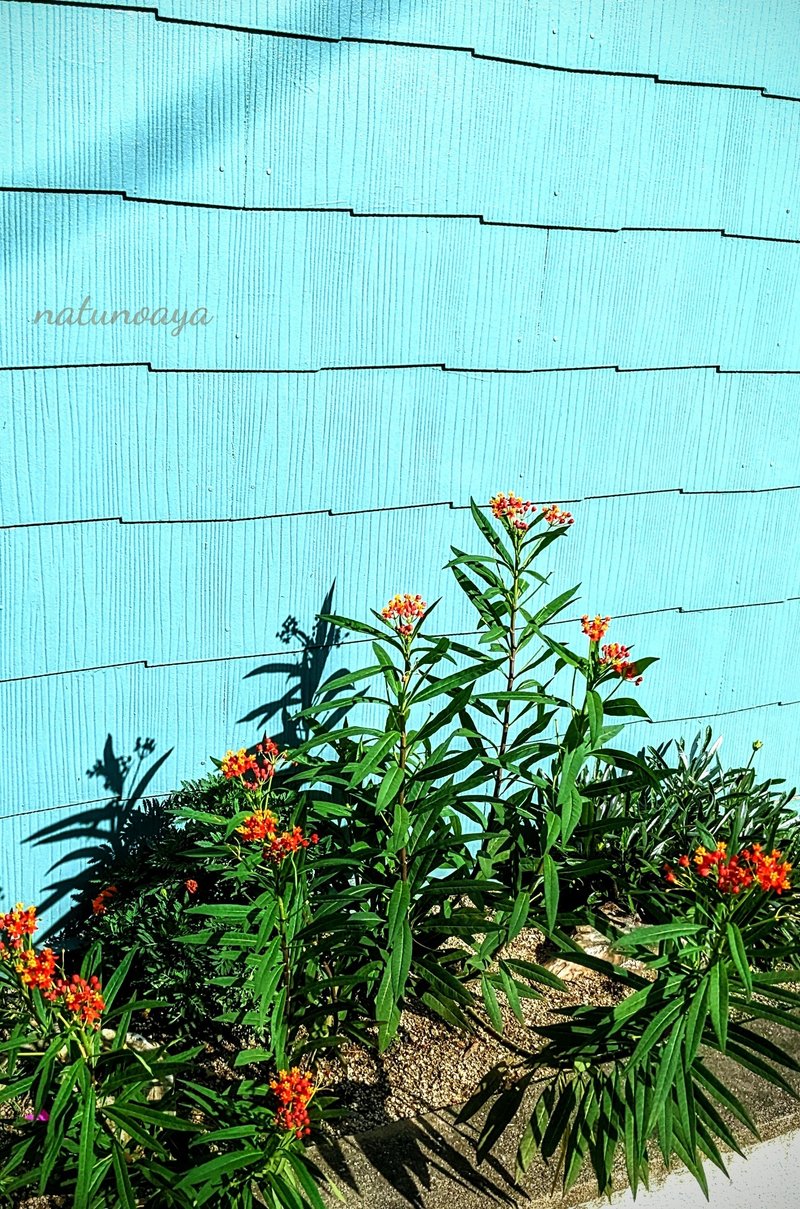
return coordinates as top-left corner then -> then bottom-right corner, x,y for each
32,296 -> 213,337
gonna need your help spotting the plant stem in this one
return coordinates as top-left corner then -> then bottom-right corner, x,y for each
493,537 -> 521,808
397,646 -> 412,883
276,890 -> 292,1024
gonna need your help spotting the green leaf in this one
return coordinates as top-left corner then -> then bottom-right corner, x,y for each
469,498 -> 513,567
481,975 -> 504,1032
709,961 -> 729,1051
726,922 -> 752,997
646,1019 -> 686,1136
75,1076 -> 97,1209
101,948 -> 137,1011
412,660 -> 502,704
177,1148 -> 262,1190
387,879 -> 411,947
602,697 -> 650,719
507,891 -> 531,942
532,585 -> 581,628
614,922 -> 704,951
543,855 -> 559,932
540,1080 -> 577,1160
586,690 -> 603,747
685,979 -> 710,1066
349,731 -> 401,783
285,1151 -> 330,1209
110,1141 -> 136,1209
374,764 -> 403,812
628,1000 -> 685,1069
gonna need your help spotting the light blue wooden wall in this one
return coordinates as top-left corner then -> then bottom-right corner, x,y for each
1,0 -> 798,913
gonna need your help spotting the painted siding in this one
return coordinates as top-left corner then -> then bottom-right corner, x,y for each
0,0 -> 797,913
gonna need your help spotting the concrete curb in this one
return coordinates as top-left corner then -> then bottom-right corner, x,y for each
312,1021 -> 800,1207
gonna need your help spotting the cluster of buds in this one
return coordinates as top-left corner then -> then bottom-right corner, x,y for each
263,826 -> 319,864
0,907 -> 106,1027
665,841 -> 792,896
541,503 -> 575,527
236,809 -> 318,863
45,974 -> 106,1027
580,618 -> 645,685
489,493 -> 575,533
381,593 -> 426,638
91,885 -> 118,916
599,641 -> 643,685
221,735 -> 281,789
490,492 -> 535,531
270,1068 -> 315,1138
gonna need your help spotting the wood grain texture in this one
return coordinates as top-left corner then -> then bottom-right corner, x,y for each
3,4 -> 800,237
0,367 -> 797,526
0,601 -> 798,830
3,194 -> 800,370
27,0 -> 800,98
1,2 -> 798,908
0,493 -> 795,680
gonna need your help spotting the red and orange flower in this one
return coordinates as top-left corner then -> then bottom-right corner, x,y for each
599,642 -> 643,685
664,841 -> 792,896
490,492 -> 535,531
221,735 -> 282,789
270,1067 -> 315,1138
381,594 -> 427,638
0,904 -> 38,950
45,974 -> 105,1027
541,503 -> 574,527
581,614 -> 611,643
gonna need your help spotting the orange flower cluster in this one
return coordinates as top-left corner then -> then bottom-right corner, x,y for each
381,594 -> 427,637
45,974 -> 105,1027
600,642 -> 643,685
15,946 -> 57,991
664,841 -> 792,896
236,808 -> 318,863
263,827 -> 319,864
221,736 -> 281,789
236,808 -> 279,842
0,904 -> 38,950
743,843 -> 792,893
270,1068 -> 314,1138
581,614 -> 611,642
489,492 -> 535,531
91,885 -> 118,915
185,878 -> 198,894
541,504 -> 575,527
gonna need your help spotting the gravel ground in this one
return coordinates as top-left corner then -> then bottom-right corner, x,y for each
317,925 -> 632,1133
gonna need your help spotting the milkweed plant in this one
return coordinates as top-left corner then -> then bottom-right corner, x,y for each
2,491 -> 799,1206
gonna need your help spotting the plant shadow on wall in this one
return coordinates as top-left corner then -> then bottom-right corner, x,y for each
24,735 -> 174,932
240,582 -> 349,748
4,496 -> 800,1208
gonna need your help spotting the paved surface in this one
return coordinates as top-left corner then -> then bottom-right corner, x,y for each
313,1021 -> 800,1207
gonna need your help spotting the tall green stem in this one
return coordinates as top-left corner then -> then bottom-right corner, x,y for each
397,646 -> 411,883
493,537 -> 522,808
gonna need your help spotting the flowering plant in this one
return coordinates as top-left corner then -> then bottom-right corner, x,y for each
0,906 -> 201,1207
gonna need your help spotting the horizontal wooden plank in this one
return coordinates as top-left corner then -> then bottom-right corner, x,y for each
3,5 -> 799,236
0,601 -> 797,832
31,0 -> 800,99
0,493 -> 795,678
4,194 -> 800,370
0,367 -> 796,526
